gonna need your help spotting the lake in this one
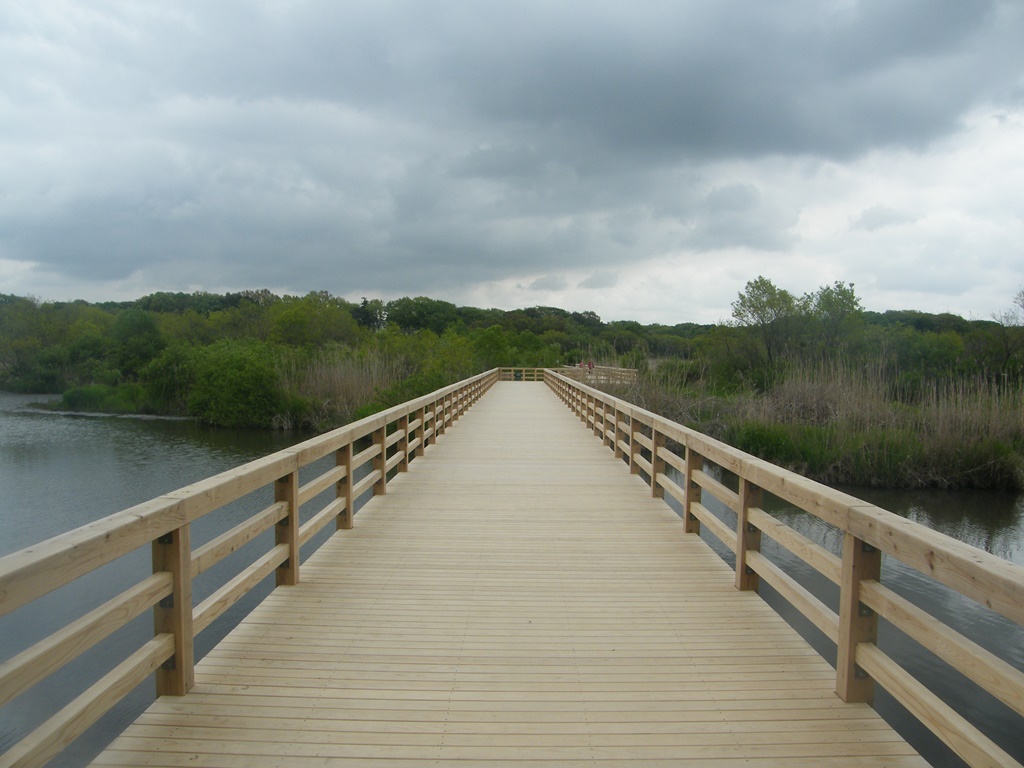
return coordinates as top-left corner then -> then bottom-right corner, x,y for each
1,391 -> 1022,766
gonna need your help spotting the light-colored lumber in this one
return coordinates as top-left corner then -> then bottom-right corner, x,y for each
5,635 -> 174,768
90,383 -> 926,767
748,507 -> 841,584
297,464 -> 347,506
860,579 -> 1024,718
857,643 -> 1018,768
191,502 -> 287,576
192,544 -> 288,635
745,551 -> 839,642
0,573 -> 171,708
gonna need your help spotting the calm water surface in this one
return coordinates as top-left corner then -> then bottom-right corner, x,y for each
685,473 -> 1024,768
0,392 -> 301,766
1,392 -> 1022,766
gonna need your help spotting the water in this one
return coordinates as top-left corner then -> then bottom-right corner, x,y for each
0,392 -> 301,766
680,473 -> 1024,768
1,392 -> 1022,766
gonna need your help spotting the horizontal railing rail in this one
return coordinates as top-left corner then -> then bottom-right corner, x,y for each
558,365 -> 638,385
0,369 -> 498,768
545,370 -> 1024,768
497,367 -> 546,381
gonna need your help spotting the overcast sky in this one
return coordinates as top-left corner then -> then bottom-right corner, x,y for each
2,2 -> 1023,324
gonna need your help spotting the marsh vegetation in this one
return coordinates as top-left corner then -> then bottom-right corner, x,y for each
2,279 -> 1022,488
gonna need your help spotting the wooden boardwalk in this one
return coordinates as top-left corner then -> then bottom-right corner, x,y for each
92,382 -> 926,767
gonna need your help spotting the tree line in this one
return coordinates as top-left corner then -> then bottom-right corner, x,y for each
1,279 -> 1022,437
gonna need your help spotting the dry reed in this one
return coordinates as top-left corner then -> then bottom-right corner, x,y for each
612,359 -> 1024,490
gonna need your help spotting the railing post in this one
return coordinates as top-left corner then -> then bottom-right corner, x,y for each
683,447 -> 703,535
427,401 -> 437,446
735,479 -> 762,591
152,525 -> 194,697
417,405 -> 428,455
373,426 -> 387,495
398,415 -> 410,472
337,444 -> 353,529
605,404 -> 617,450
628,417 -> 642,475
836,533 -> 881,703
650,429 -> 665,499
275,470 -> 300,586
613,408 -> 624,459
450,390 -> 461,423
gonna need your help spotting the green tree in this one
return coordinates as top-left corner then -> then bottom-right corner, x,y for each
472,326 -> 514,368
269,292 -> 359,347
731,276 -> 798,369
110,308 -> 165,379
800,281 -> 864,358
187,340 -> 284,427
353,298 -> 387,330
386,297 -> 459,334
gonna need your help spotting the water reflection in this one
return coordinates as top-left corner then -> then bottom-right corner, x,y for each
0,392 -> 302,766
667,463 -> 1024,767
841,485 -> 1024,565
3,392 -> 1023,767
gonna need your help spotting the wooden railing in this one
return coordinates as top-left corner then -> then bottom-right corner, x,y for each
545,370 -> 1024,768
5,367 -> 1022,768
0,370 -> 498,768
558,364 -> 638,385
497,367 -> 545,381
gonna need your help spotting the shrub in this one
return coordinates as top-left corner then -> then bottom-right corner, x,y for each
61,384 -> 114,412
60,383 -> 146,414
187,340 -> 284,428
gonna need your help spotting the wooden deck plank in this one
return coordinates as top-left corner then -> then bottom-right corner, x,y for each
92,382 -> 927,766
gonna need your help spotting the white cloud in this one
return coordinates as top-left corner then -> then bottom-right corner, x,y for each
1,2 -> 1023,322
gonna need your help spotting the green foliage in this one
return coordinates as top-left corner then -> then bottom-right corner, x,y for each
731,276 -> 798,368
800,281 -> 864,357
353,298 -> 387,330
187,341 -> 285,428
728,422 -> 800,465
60,383 -> 147,413
111,308 -> 165,378
268,292 -> 360,347
356,329 -> 478,418
386,296 -> 460,334
3,280 -> 1024,495
142,344 -> 199,415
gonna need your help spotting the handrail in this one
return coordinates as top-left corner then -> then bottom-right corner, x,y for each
0,369 -> 499,768
545,369 -> 1024,768
558,364 -> 638,385
4,366 -> 1021,767
497,367 -> 545,381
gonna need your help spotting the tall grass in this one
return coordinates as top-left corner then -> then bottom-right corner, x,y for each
274,347 -> 416,430
617,359 -> 1024,490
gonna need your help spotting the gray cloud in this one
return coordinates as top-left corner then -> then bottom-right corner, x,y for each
1,1 -> 1022,321
684,184 -> 797,251
527,275 -> 570,292
579,271 -> 619,290
851,206 -> 917,232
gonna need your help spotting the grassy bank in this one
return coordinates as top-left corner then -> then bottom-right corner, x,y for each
617,360 -> 1024,490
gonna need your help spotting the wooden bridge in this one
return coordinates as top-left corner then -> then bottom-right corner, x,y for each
1,370 -> 1022,767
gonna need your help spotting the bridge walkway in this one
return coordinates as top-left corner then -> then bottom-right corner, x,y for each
92,382 -> 925,766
